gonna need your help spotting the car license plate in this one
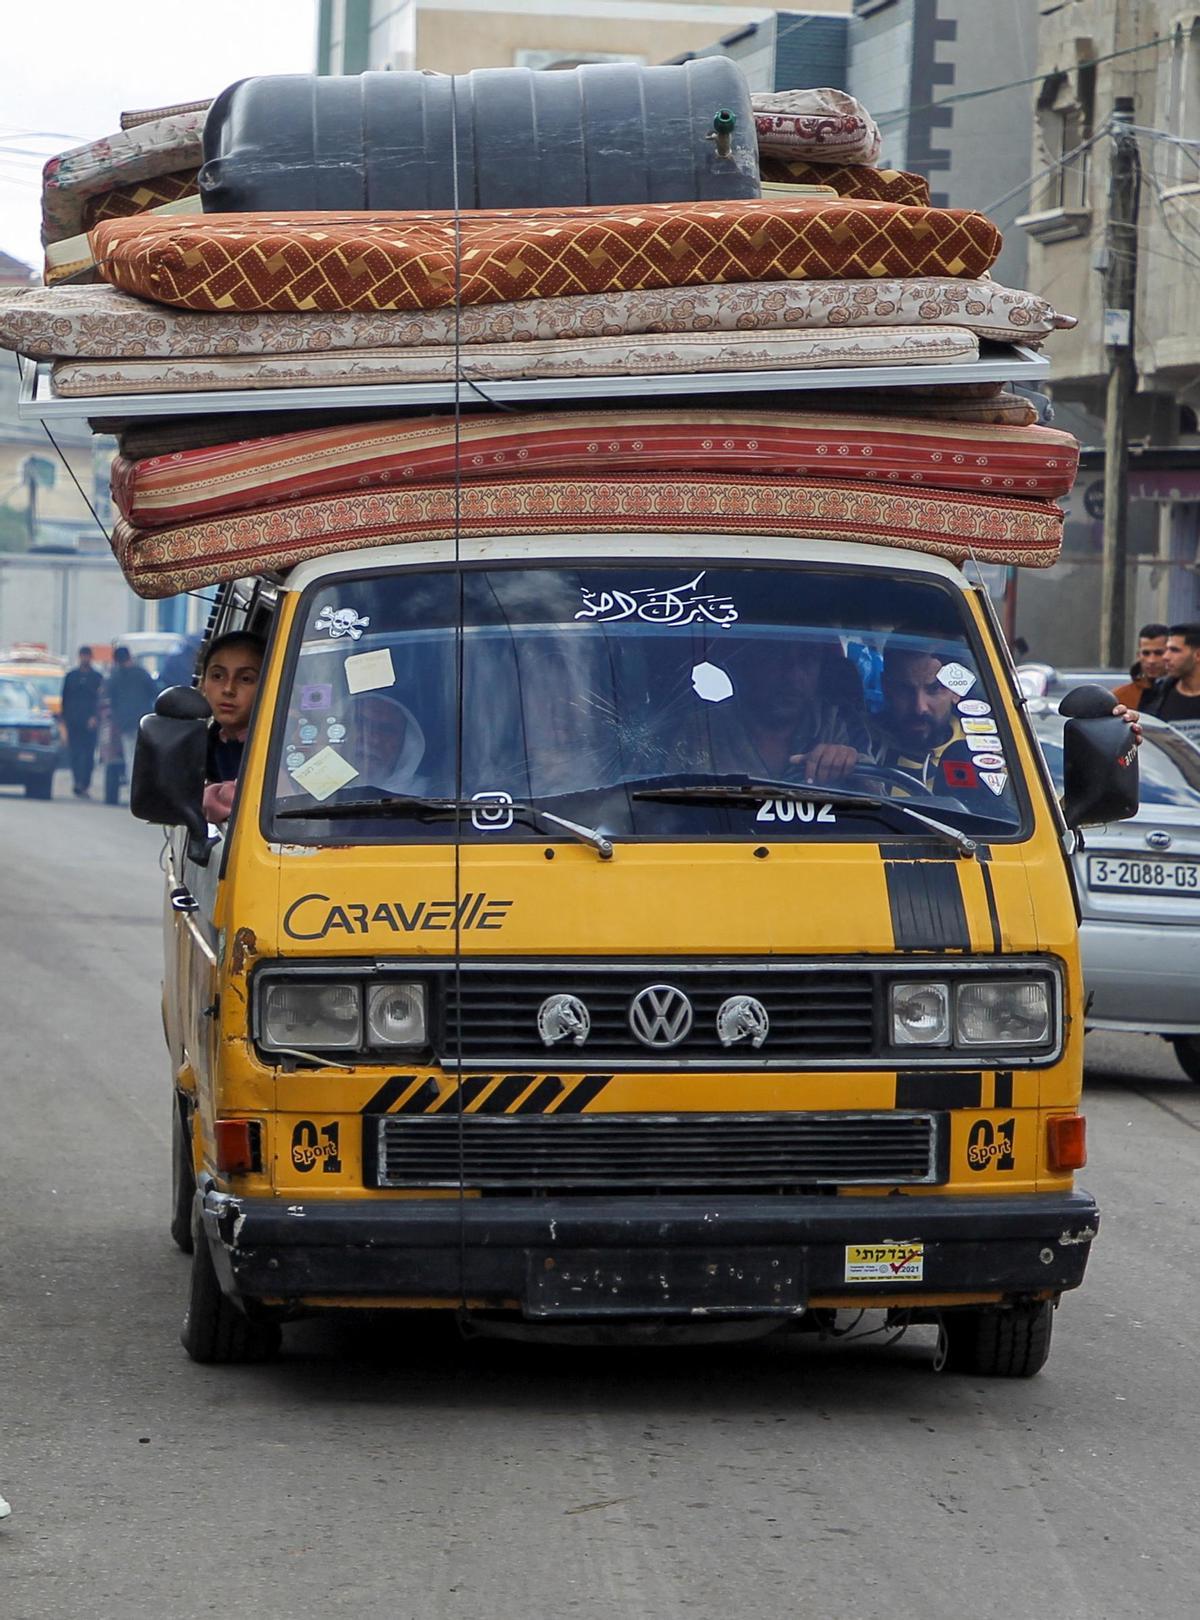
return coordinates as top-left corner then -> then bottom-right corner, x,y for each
17,751 -> 36,762
526,1248 -> 803,1318
1087,854 -> 1200,894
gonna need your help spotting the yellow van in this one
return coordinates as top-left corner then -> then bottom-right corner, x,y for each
134,533 -> 1135,1375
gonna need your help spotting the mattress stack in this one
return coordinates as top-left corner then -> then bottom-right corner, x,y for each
1,75 -> 1080,597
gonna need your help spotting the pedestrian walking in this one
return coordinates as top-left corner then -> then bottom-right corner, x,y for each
60,644 -> 104,798
1142,623 -> 1200,742
107,645 -> 158,792
1113,622 -> 1168,710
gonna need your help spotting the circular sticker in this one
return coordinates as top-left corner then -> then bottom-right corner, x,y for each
298,723 -> 318,743
972,752 -> 1005,770
958,699 -> 992,717
286,749 -> 305,769
327,723 -> 347,743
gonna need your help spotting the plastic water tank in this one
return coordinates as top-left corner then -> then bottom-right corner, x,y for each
199,59 -> 759,213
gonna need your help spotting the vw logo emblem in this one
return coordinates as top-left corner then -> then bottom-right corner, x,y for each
628,984 -> 694,1048
537,993 -> 591,1047
1145,829 -> 1172,850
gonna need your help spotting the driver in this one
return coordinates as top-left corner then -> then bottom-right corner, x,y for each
697,637 -> 869,785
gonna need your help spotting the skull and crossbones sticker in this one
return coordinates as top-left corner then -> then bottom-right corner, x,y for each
315,605 -> 371,641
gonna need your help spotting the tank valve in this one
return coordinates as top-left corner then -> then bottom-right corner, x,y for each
709,109 -> 737,159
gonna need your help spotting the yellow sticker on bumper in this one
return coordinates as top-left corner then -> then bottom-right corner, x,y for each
844,1242 -> 924,1282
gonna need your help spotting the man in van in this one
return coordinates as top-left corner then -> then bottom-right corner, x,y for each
1142,623 -> 1200,742
863,640 -> 971,791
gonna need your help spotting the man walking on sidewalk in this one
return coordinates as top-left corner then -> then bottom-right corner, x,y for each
60,645 -> 104,798
107,645 -> 158,795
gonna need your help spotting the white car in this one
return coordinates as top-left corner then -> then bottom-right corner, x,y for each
1033,707 -> 1200,1081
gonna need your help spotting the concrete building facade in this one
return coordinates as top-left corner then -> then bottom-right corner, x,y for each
1014,1 -> 1200,663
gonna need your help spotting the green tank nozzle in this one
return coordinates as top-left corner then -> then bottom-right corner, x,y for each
711,109 -> 737,159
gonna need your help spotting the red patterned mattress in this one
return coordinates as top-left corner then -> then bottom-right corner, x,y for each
90,199 -> 1003,314
111,475 -> 1063,599
111,409 -> 1079,529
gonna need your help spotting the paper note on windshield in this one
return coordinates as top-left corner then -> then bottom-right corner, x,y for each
691,661 -> 734,703
344,647 -> 395,694
291,746 -> 359,802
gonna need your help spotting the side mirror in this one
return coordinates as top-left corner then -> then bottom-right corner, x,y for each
155,684 -> 210,721
1058,683 -> 1124,720
1060,713 -> 1139,828
130,687 -> 213,865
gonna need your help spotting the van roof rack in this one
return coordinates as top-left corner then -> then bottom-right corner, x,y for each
16,344 -> 1049,426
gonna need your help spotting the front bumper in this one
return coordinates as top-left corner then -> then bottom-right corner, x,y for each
201,1187 -> 1099,1318
1082,915 -> 1200,1034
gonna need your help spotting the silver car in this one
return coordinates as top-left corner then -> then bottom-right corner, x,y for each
1032,707 -> 1200,1082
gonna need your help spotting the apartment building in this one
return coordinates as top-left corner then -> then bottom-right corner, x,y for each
316,0 -> 852,77
1013,2 -> 1200,659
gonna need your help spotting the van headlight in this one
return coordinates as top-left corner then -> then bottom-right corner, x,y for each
890,981 -> 952,1046
366,982 -> 427,1049
956,980 -> 1050,1046
257,977 -> 429,1056
261,982 -> 362,1051
888,974 -> 1055,1053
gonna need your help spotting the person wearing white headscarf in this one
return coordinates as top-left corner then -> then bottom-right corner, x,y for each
345,690 -> 427,793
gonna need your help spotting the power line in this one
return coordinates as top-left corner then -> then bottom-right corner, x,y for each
873,30 -> 1176,130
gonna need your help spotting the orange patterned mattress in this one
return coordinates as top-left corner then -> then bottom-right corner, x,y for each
760,160 -> 931,206
111,409 -> 1079,529
90,199 -> 1003,314
112,475 -> 1063,599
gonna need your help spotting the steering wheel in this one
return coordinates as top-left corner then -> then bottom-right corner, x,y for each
847,759 -> 972,814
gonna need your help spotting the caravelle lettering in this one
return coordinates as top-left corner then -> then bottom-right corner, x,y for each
283,891 -> 514,940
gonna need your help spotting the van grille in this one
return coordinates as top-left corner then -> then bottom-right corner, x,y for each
373,1111 -> 939,1191
442,966 -> 877,1069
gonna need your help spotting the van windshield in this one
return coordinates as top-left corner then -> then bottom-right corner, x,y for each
269,563 -> 1026,843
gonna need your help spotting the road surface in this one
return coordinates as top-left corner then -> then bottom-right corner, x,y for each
1,777 -> 1195,1619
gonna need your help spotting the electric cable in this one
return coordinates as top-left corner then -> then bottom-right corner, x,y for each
873,30 -> 1175,130
449,72 -> 469,1322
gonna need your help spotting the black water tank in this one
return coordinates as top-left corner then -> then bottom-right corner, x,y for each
199,59 -> 759,214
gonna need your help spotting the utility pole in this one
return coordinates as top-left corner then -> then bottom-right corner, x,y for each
1100,96 -> 1140,668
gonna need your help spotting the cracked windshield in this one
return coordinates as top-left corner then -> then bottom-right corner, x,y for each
272,563 -> 1022,841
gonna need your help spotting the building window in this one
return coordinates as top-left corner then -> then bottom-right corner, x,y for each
1036,61 -> 1095,211
1165,19 -> 1200,185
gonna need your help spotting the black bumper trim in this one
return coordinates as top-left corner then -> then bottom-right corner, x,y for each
202,1189 -> 1099,1314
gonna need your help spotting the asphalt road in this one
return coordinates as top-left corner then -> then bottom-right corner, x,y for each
2,775 -> 1197,1620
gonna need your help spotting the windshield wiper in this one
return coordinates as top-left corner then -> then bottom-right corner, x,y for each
276,793 -> 614,859
630,776 -> 978,859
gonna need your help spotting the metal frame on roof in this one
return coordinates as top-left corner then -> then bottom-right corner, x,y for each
16,345 -> 1050,424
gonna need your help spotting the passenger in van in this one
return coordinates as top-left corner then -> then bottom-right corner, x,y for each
700,637 -> 869,784
200,632 -> 265,824
864,642 -> 966,790
345,690 -> 427,792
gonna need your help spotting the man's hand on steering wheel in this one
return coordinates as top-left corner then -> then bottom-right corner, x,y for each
789,744 -> 860,785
